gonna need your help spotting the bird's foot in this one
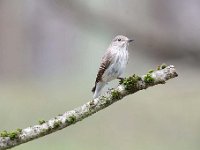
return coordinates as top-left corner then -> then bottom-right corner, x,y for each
117,77 -> 125,84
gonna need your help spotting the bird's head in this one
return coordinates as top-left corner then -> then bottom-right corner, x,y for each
110,35 -> 134,48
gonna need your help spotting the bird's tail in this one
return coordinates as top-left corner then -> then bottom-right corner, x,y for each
92,82 -> 106,99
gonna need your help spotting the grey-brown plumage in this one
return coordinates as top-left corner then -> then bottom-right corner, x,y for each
92,50 -> 112,93
92,35 -> 134,99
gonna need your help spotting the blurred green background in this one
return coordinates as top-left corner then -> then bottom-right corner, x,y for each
0,0 -> 200,150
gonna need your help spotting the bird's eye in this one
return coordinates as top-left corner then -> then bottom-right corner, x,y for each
117,38 -> 121,41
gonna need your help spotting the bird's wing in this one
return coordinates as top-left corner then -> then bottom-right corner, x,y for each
92,50 -> 114,92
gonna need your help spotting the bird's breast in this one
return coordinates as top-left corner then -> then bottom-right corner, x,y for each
102,49 -> 128,82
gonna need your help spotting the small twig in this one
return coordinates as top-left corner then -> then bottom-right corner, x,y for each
0,65 -> 178,150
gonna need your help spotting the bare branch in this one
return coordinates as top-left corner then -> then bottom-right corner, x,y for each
0,65 -> 178,150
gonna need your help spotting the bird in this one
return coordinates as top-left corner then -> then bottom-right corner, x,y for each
92,35 -> 134,99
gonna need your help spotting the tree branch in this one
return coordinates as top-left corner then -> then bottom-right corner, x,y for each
0,65 -> 178,150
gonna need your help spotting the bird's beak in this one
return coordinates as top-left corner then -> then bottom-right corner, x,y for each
128,39 -> 134,43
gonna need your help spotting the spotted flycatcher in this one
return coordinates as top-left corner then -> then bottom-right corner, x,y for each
92,35 -> 134,99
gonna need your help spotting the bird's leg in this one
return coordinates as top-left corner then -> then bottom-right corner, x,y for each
117,77 -> 125,84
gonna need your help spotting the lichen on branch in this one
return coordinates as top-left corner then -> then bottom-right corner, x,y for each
0,65 -> 178,150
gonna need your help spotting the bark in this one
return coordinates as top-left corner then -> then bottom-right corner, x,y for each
0,65 -> 178,150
